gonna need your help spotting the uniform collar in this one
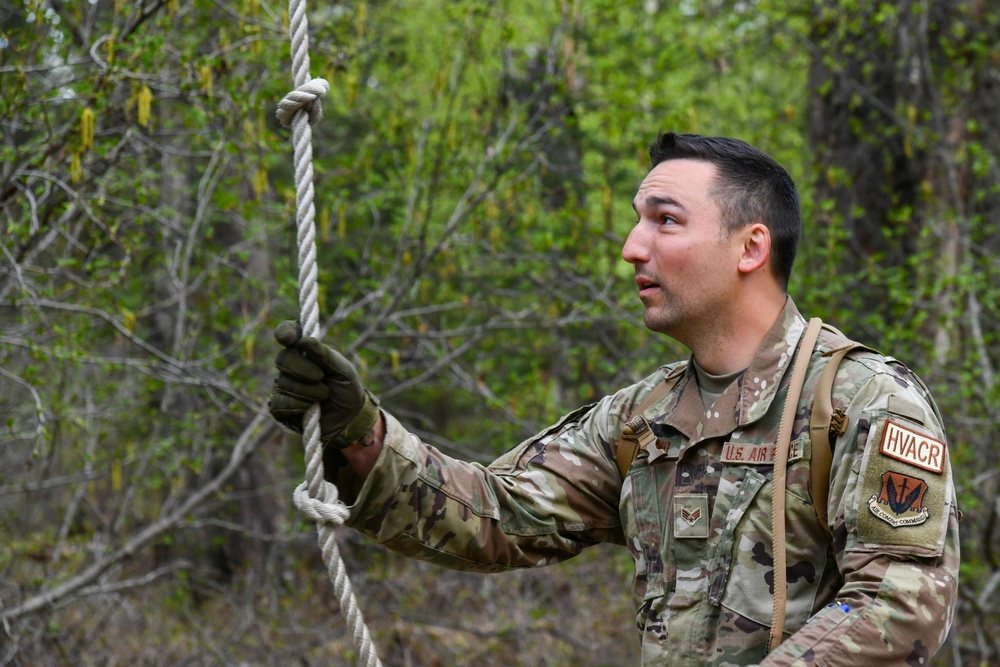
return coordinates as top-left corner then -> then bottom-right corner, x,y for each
657,297 -> 806,445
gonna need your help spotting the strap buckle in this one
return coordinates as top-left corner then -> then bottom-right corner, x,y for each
622,415 -> 656,449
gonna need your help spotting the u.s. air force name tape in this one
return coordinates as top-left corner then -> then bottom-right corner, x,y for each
721,440 -> 804,465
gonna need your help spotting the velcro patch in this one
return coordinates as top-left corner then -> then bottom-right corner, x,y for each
855,416 -> 950,554
879,419 -> 946,474
673,494 -> 709,539
721,440 -> 804,465
887,394 -> 925,424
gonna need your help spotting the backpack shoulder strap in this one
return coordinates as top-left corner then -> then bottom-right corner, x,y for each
808,337 -> 872,535
769,317 -> 823,652
770,321 -> 872,651
616,364 -> 687,479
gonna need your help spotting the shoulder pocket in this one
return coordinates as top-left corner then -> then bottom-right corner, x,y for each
850,411 -> 952,556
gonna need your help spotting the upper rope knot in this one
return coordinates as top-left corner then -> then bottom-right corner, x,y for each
293,479 -> 350,525
277,78 -> 330,128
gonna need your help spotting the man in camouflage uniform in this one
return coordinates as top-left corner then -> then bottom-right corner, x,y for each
269,133 -> 959,666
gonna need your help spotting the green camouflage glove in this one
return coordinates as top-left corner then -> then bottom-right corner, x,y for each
268,320 -> 379,448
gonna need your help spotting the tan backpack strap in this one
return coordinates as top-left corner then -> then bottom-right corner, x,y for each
768,317 -> 823,653
616,367 -> 685,479
616,421 -> 652,480
809,341 -> 870,535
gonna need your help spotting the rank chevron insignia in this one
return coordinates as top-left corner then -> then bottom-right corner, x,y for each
680,507 -> 701,526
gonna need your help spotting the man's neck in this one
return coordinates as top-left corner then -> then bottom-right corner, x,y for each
688,293 -> 787,375
693,359 -> 746,409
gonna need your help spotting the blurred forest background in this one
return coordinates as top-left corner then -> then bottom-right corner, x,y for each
1,0 -> 998,664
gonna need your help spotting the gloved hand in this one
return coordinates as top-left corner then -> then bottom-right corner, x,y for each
268,320 -> 379,448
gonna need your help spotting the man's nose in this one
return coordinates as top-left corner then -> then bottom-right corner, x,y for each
621,222 -> 650,265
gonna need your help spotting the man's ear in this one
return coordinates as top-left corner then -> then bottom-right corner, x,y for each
737,223 -> 771,275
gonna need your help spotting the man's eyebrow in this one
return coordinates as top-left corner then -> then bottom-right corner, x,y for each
632,195 -> 686,211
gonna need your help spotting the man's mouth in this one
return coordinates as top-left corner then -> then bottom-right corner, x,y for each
636,276 -> 659,296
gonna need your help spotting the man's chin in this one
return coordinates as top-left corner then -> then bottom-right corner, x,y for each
643,311 -> 676,336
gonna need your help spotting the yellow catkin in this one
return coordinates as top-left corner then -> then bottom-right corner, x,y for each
137,85 -> 153,127
904,104 -> 917,159
253,166 -> 268,202
356,3 -> 367,39
319,207 -> 331,241
81,107 -> 95,151
199,64 -> 213,99
243,118 -> 255,145
111,459 -> 122,492
70,151 -> 82,183
122,308 -> 136,333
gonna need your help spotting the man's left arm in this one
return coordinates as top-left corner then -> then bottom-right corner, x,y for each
764,363 -> 960,666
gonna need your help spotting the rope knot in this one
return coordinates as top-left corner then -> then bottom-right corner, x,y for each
293,480 -> 350,525
277,78 -> 330,128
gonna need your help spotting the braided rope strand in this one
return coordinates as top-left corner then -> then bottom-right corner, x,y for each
280,1 -> 382,665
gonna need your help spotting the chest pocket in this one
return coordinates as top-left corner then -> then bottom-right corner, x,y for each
706,466 -> 768,604
712,435 -> 828,632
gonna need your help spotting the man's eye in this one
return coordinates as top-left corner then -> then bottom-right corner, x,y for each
660,215 -> 677,225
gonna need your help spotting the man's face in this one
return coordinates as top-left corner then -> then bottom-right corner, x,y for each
622,159 -> 742,343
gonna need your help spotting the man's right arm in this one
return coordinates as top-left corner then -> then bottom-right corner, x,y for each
268,322 -> 635,571
337,403 -> 627,572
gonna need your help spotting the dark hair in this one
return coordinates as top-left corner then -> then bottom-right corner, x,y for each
649,132 -> 801,289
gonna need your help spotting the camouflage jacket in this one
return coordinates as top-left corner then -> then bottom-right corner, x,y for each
344,299 -> 960,666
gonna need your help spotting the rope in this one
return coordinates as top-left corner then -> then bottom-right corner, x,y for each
278,2 -> 382,665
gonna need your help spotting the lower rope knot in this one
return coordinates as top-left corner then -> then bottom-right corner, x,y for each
293,480 -> 350,525
277,78 -> 330,127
